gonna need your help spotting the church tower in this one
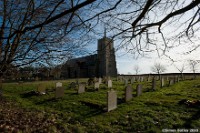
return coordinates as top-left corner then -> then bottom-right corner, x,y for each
97,29 -> 117,77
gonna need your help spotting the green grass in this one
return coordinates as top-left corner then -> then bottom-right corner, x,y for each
1,78 -> 200,132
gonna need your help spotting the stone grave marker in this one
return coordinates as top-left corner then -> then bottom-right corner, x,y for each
131,77 -> 135,84
56,82 -> 62,88
124,79 -> 128,86
173,76 -> 176,83
136,84 -> 142,96
55,87 -> 64,98
94,82 -> 99,90
108,80 -> 112,89
125,85 -> 133,102
140,77 -> 144,82
168,79 -> 174,86
177,77 -> 179,82
161,78 -> 164,87
147,75 -> 150,81
94,77 -> 98,82
78,83 -> 85,94
152,78 -> 156,91
107,90 -> 117,112
98,78 -> 102,84
69,82 -> 77,89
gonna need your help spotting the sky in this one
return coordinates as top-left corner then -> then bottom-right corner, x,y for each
80,0 -> 200,75
115,38 -> 200,74
85,30 -> 200,75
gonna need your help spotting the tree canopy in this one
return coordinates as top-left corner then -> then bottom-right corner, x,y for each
0,0 -> 199,76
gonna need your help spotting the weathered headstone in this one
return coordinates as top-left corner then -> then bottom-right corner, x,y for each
98,78 -> 102,84
94,82 -> 99,90
107,90 -> 117,112
56,82 -> 62,88
88,78 -> 94,86
140,77 -> 144,82
55,87 -> 64,98
94,77 -> 97,82
108,80 -> 112,89
131,78 -> 135,84
124,79 -> 128,86
78,83 -> 85,94
173,76 -> 177,83
168,79 -> 174,86
161,78 -> 164,87
152,78 -> 156,90
147,75 -> 150,81
177,77 -> 179,83
69,82 -> 77,89
136,84 -> 142,96
125,85 -> 133,102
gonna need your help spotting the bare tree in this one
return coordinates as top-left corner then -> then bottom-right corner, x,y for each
95,0 -> 200,56
0,0 -> 98,96
174,63 -> 186,80
189,60 -> 198,79
151,62 -> 166,80
133,65 -> 140,75
0,0 -> 199,95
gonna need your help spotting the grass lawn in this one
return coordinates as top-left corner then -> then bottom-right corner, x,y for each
0,78 -> 200,132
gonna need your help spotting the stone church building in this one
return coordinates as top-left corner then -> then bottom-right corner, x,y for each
60,34 -> 117,78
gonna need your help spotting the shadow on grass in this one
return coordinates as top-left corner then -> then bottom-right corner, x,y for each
35,97 -> 58,104
183,108 -> 200,128
79,101 -> 106,118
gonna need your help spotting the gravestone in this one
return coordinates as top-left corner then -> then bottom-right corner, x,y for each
94,82 -> 99,90
69,82 -> 77,89
56,82 -> 62,88
177,77 -> 179,82
78,83 -> 85,94
125,85 -> 133,102
136,84 -> 142,96
88,78 -> 94,86
140,77 -> 144,82
124,79 -> 128,86
147,75 -> 150,81
131,78 -> 135,84
107,90 -> 117,112
168,79 -> 174,86
108,80 -> 112,89
152,78 -> 156,90
161,78 -> 164,87
55,87 -> 64,98
94,77 -> 98,82
98,78 -> 102,84
37,84 -> 46,94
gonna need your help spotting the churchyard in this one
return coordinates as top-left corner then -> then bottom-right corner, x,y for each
0,76 -> 200,132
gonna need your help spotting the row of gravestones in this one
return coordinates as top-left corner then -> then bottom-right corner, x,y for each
109,76 -> 182,112
120,75 -> 183,85
107,84 -> 142,111
37,77 -> 179,112
122,76 -> 181,88
78,79 -> 113,94
37,79 -> 113,97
